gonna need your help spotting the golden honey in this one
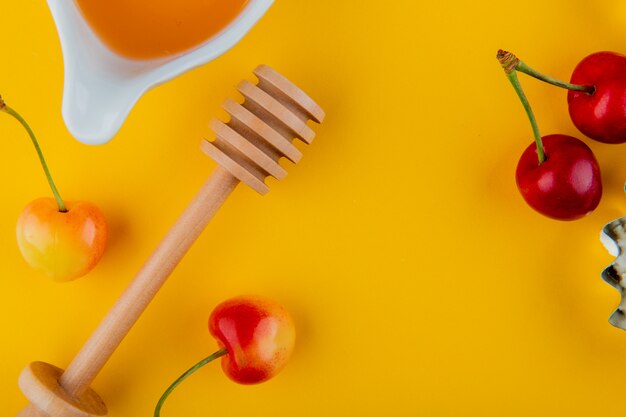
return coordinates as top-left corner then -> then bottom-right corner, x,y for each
76,0 -> 249,60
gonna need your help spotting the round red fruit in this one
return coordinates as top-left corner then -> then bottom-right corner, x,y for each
516,134 -> 602,220
568,52 -> 626,144
209,296 -> 295,384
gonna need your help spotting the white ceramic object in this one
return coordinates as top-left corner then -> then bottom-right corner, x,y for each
47,0 -> 274,145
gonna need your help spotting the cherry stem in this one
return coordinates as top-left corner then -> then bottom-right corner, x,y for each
497,52 -> 546,164
0,96 -> 67,212
497,49 -> 594,93
154,348 -> 229,417
515,60 -> 595,94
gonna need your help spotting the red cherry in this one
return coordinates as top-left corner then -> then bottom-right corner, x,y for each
568,51 -> 626,144
516,134 -> 602,220
209,296 -> 295,384
155,297 -> 295,417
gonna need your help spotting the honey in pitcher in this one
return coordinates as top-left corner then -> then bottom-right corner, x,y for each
75,0 -> 250,60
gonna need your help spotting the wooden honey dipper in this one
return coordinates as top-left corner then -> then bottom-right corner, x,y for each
16,65 -> 325,417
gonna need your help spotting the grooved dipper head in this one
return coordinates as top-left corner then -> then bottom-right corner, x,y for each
201,65 -> 325,194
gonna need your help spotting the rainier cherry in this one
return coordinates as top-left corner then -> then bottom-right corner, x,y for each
497,51 -> 603,220
501,50 -> 626,144
155,296 -> 296,417
0,96 -> 107,281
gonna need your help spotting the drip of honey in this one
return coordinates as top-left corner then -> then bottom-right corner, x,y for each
75,0 -> 250,60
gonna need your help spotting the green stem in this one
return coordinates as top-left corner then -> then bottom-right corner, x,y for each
515,60 -> 595,94
497,52 -> 546,164
155,348 -> 228,417
0,96 -> 67,212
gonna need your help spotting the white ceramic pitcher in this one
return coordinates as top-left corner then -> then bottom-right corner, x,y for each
47,0 -> 274,145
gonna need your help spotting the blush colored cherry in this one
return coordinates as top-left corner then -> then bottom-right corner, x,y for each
209,296 -> 296,384
568,52 -> 626,144
17,198 -> 107,281
155,296 -> 295,417
1,95 -> 108,281
516,134 -> 602,220
497,51 -> 603,220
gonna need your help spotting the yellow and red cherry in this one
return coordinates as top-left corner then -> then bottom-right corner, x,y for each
209,296 -> 296,384
1,96 -> 108,281
155,296 -> 295,417
17,198 -> 107,281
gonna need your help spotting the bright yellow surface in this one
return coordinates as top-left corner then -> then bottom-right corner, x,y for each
1,1 -> 626,416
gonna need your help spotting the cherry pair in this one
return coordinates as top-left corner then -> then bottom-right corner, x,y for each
497,50 -> 626,220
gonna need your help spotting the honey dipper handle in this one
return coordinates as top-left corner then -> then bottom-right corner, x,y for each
15,404 -> 46,417
59,166 -> 239,397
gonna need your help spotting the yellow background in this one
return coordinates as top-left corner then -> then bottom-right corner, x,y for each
2,1 -> 626,416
